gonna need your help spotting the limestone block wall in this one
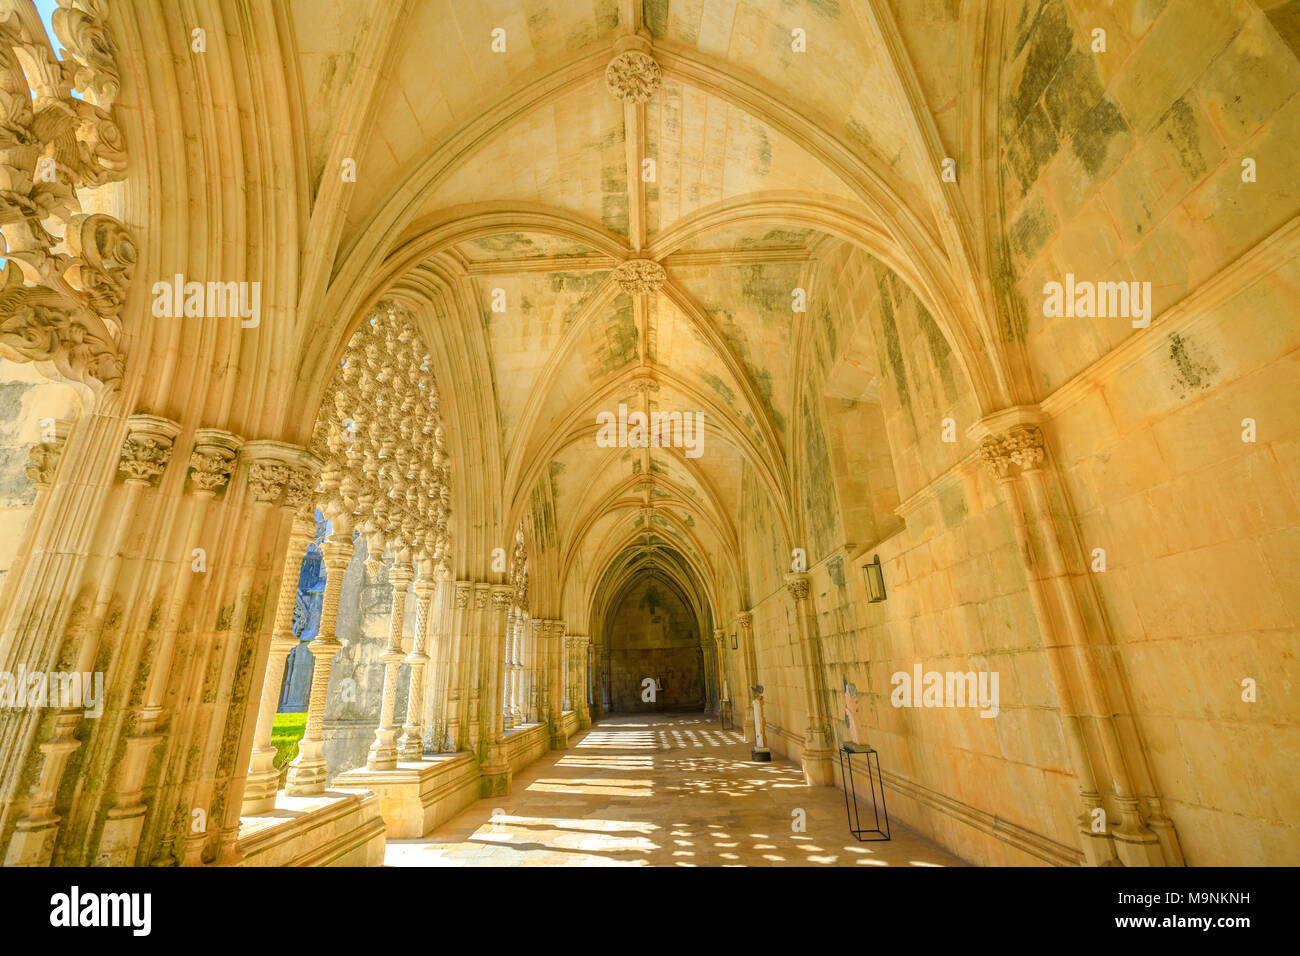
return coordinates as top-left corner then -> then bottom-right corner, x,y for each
1003,0 -> 1299,388
997,0 -> 1300,864
1044,254 -> 1300,864
713,0 -> 1300,868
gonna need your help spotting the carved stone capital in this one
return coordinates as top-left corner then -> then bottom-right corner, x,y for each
605,50 -> 661,102
25,418 -> 72,488
281,465 -> 320,513
118,415 -> 181,487
246,461 -> 291,504
1005,424 -> 1046,471
736,610 -> 753,629
454,582 -> 471,609
784,573 -> 811,602
612,259 -> 666,294
188,428 -> 243,495
490,585 -> 512,610
979,424 -> 1046,480
242,440 -> 320,509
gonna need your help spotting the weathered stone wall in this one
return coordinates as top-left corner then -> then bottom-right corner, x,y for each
999,0 -> 1300,864
714,0 -> 1300,868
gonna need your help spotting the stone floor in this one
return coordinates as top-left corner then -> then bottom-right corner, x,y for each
385,713 -> 968,867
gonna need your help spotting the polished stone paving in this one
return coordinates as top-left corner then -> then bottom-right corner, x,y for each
385,713 -> 968,867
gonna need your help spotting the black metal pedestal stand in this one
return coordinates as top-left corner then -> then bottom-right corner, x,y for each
839,743 -> 890,841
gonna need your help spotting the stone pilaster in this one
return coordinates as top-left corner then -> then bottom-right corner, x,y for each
978,418 -> 1176,866
785,574 -> 833,785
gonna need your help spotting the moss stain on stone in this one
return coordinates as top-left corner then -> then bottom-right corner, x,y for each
1072,97 -> 1129,178
1168,333 -> 1219,395
1158,97 -> 1209,181
876,274 -> 910,410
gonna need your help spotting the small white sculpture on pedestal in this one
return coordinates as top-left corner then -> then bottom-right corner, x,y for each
751,685 -> 771,762
843,676 -> 862,744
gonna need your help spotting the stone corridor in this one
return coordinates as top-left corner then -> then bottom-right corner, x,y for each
386,714 -> 964,867
0,0 -> 1295,874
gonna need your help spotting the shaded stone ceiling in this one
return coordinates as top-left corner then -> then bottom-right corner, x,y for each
288,0 -> 987,627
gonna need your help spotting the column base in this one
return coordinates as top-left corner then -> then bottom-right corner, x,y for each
1078,828 -> 1121,866
577,709 -> 591,731
367,728 -> 399,771
549,728 -> 569,750
396,726 -> 424,762
284,739 -> 328,796
480,768 -> 512,797
2,815 -> 59,866
94,807 -> 149,866
751,747 -> 772,762
1113,825 -> 1166,866
243,746 -> 281,815
801,748 -> 835,786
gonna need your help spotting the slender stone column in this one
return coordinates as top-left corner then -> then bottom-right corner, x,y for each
526,618 -> 539,722
367,557 -> 413,771
713,628 -> 727,709
243,512 -> 316,813
503,608 -> 517,730
443,581 -> 471,751
398,559 -> 436,760
786,573 -> 833,785
573,635 -> 591,729
480,585 -> 513,793
425,573 -> 453,750
510,611 -> 526,725
589,642 -> 604,720
547,620 -> 569,748
285,515 -> 354,795
467,584 -> 489,752
703,632 -> 721,714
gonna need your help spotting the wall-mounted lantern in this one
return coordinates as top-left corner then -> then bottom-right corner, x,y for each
731,632 -> 738,650
863,554 -> 887,603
